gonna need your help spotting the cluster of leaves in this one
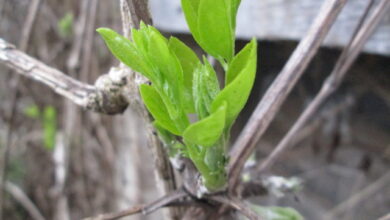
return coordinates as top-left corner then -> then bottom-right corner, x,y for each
97,0 -> 256,191
24,105 -> 57,150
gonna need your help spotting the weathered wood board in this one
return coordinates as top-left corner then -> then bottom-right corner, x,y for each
150,0 -> 390,56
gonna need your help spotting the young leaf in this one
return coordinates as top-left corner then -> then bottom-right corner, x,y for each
97,28 -> 152,79
154,122 -> 186,157
198,0 -> 234,61
24,105 -> 40,118
211,39 -> 257,127
204,145 -> 225,172
169,37 -> 200,113
192,64 -> 208,119
140,84 -> 180,135
131,28 -> 149,56
58,12 -> 73,38
181,0 -> 201,42
43,106 -> 57,150
183,102 -> 227,147
193,58 -> 220,119
148,32 -> 182,84
226,38 -> 256,85
231,0 -> 242,28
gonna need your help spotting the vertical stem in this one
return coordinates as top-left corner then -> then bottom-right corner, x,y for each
119,0 -> 180,219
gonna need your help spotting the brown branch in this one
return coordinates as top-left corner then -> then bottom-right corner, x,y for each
379,213 -> 390,220
84,189 -> 187,220
256,0 -> 390,173
210,195 -> 262,220
4,181 -> 46,220
0,0 -> 42,218
228,0 -> 348,194
1,0 -> 179,219
85,181 -> 270,220
0,38 -> 129,114
324,171 -> 390,219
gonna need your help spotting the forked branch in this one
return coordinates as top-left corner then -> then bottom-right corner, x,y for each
228,0 -> 348,193
256,0 -> 390,173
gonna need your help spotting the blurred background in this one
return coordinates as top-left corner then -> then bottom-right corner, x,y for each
0,0 -> 389,219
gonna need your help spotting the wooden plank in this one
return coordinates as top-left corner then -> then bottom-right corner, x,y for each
150,0 -> 390,55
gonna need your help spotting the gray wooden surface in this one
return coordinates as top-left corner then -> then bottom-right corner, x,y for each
150,0 -> 390,56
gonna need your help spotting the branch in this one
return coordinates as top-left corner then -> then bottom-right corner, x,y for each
379,213 -> 390,220
84,189 -> 187,220
1,0 -> 179,219
210,195 -> 261,220
256,0 -> 390,173
4,181 -> 46,220
118,0 -> 180,219
228,0 -> 348,193
324,171 -> 390,219
0,38 -> 128,114
0,0 -> 42,218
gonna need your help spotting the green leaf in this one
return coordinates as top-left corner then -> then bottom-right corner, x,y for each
169,37 -> 200,113
148,31 -> 182,84
192,64 -> 208,119
231,0 -> 242,28
24,105 -> 40,118
140,84 -> 181,135
58,12 -> 73,38
211,39 -> 257,127
198,0 -> 234,61
147,31 -> 185,119
43,106 -> 57,151
226,38 -> 256,85
183,102 -> 227,147
131,28 -> 149,56
248,205 -> 304,220
193,58 -> 220,119
181,0 -> 201,42
97,28 -> 152,79
204,145 -> 225,172
154,122 -> 186,157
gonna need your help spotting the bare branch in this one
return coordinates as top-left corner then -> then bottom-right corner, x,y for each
0,38 -> 129,114
0,0 -> 42,217
379,213 -> 390,220
256,0 -> 390,173
210,196 -> 261,220
4,181 -> 46,220
324,171 -> 390,219
84,189 -> 187,220
228,0 -> 348,193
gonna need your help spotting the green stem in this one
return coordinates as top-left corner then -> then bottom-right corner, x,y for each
186,141 -> 227,192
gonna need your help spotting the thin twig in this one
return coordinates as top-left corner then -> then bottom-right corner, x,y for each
4,181 -> 46,220
19,0 -> 42,51
80,0 -> 98,81
228,0 -> 348,194
66,0 -> 90,71
84,189 -> 187,220
256,0 -> 390,173
324,171 -> 390,219
0,0 -> 42,217
379,213 -> 390,220
210,195 -> 261,220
